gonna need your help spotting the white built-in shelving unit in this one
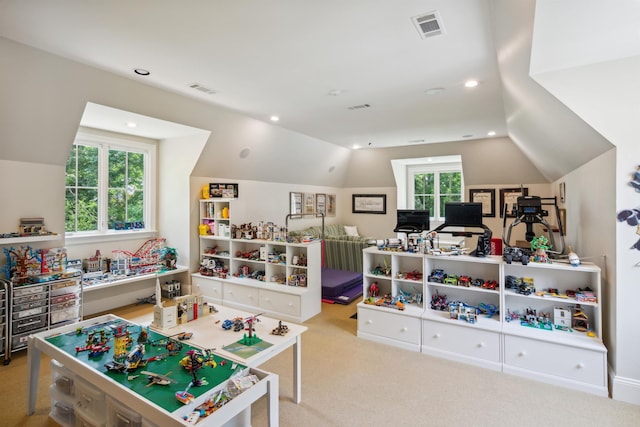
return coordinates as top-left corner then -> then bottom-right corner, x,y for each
357,247 -> 608,396
193,199 -> 321,323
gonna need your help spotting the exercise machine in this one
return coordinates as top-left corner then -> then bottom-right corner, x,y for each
502,195 -> 565,256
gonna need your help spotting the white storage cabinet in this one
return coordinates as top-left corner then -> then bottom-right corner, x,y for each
422,255 -> 502,370
195,199 -> 321,322
357,248 -> 425,351
502,261 -> 607,396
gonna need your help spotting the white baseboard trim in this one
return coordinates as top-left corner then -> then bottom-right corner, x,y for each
612,372 -> 640,405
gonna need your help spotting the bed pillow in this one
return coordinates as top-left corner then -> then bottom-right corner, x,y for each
344,225 -> 359,237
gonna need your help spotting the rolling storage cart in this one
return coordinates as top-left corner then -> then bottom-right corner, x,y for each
6,274 -> 82,364
0,279 -> 8,365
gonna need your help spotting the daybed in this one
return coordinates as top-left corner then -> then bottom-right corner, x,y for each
289,224 -> 372,272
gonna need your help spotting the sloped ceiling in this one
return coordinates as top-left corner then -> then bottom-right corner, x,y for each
0,0 -> 616,186
490,0 -> 613,182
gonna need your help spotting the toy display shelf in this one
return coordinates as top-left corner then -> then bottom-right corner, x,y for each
82,266 -> 188,293
358,248 -> 608,396
502,261 -> 602,340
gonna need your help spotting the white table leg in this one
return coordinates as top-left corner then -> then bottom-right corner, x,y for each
268,373 -> 280,426
293,334 -> 301,404
27,337 -> 41,415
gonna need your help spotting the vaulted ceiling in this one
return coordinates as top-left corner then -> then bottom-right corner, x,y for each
0,0 -> 614,181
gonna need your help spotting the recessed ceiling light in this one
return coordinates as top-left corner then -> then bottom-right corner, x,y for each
134,68 -> 150,76
270,116 -> 279,122
352,144 -> 361,150
487,130 -> 496,136
425,87 -> 445,95
327,89 -> 344,96
464,80 -> 479,88
125,121 -> 137,128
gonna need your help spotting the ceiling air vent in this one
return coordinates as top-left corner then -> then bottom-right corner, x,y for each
412,11 -> 444,39
347,103 -> 371,110
188,83 -> 216,95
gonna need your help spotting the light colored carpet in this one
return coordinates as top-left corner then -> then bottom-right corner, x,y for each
3,301 -> 640,427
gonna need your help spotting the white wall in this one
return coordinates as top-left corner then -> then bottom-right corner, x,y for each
528,0 -> 640,403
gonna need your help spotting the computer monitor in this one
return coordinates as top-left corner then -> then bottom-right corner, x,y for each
394,209 -> 430,233
444,202 -> 483,227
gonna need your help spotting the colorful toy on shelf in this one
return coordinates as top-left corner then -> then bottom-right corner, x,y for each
567,246 -> 581,267
572,304 -> 590,332
428,269 -> 445,283
369,281 -> 379,298
430,290 -> 448,311
449,302 -> 477,324
530,235 -> 552,263
477,302 -> 498,318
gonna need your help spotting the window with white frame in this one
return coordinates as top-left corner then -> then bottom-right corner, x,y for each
391,155 -> 463,223
407,162 -> 463,221
65,130 -> 156,236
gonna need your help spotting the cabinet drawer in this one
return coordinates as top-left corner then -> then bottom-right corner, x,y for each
422,320 -> 501,363
503,335 -> 606,386
259,289 -> 301,317
192,276 -> 223,301
223,283 -> 258,306
358,307 -> 421,345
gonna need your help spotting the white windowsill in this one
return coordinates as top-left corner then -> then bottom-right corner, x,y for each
65,230 -> 158,246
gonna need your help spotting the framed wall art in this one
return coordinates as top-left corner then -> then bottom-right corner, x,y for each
326,194 -> 336,217
469,188 -> 496,217
352,194 -> 387,214
289,192 -> 302,215
315,193 -> 326,216
303,193 -> 316,214
499,187 -> 528,217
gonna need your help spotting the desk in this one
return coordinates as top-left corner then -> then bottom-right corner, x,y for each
135,304 -> 307,404
27,314 -> 279,426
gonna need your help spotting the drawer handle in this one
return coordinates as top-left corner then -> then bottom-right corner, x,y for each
366,320 -> 373,325
518,351 -> 527,357
434,333 -> 441,338
401,327 -> 408,332
288,303 -> 293,307
576,362 -> 585,369
477,342 -> 485,348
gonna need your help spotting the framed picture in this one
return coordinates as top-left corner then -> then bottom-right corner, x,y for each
303,193 -> 316,214
315,193 -> 326,215
469,188 -> 495,217
326,194 -> 336,217
209,183 -> 239,198
352,194 -> 387,214
289,192 -> 302,215
499,187 -> 529,217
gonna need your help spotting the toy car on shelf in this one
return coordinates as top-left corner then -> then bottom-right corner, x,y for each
503,246 -> 530,265
516,280 -> 536,295
482,280 -> 498,290
457,275 -> 471,287
429,269 -> 445,283
505,275 -> 520,289
444,275 -> 459,286
471,278 -> 484,287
